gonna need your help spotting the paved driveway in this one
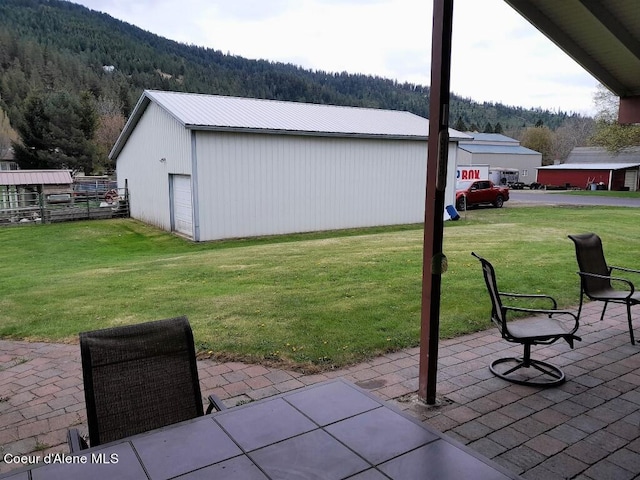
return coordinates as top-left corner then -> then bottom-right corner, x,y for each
509,190 -> 640,208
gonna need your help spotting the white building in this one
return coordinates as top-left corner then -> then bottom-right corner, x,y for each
457,133 -> 542,186
111,90 -> 469,241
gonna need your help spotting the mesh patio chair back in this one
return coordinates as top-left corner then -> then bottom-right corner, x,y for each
475,253 -> 507,335
568,232 -> 612,295
80,316 -> 205,446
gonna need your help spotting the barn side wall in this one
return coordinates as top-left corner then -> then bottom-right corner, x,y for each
536,169 -> 611,189
193,131 -> 455,241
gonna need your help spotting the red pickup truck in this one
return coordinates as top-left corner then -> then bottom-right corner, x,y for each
456,180 -> 509,211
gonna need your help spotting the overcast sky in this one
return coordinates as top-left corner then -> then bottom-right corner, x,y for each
71,0 -> 599,115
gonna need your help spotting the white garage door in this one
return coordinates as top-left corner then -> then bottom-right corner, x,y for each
624,169 -> 638,191
172,175 -> 193,237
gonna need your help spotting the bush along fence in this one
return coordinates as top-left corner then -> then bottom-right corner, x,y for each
0,187 -> 129,226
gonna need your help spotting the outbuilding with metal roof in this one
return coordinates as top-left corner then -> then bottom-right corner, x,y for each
537,163 -> 640,191
457,133 -> 542,185
0,169 -> 73,213
111,90 -> 469,241
536,147 -> 640,190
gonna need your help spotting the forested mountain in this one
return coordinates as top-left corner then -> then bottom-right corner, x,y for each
0,0 -> 586,173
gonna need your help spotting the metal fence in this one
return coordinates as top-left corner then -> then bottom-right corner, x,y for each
0,188 -> 129,226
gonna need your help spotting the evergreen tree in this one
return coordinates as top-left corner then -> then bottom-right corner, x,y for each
494,122 -> 504,134
13,90 -> 98,173
483,122 -> 494,133
12,94 -> 47,168
453,116 -> 467,131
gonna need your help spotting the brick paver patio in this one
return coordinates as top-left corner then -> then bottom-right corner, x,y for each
1,302 -> 639,479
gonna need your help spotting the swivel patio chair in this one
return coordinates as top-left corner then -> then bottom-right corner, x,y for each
568,232 -> 640,345
67,316 -> 225,452
472,253 -> 581,387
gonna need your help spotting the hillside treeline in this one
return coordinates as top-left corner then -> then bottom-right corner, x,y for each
0,0 -> 585,173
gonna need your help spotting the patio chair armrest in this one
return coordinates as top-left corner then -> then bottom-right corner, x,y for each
610,265 -> 640,276
504,306 -> 580,330
500,292 -> 558,309
504,305 -> 576,318
577,271 -> 635,295
206,394 -> 227,414
67,428 -> 88,452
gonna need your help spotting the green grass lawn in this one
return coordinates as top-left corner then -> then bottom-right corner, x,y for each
1,206 -> 639,372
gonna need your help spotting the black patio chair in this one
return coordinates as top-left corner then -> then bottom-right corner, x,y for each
472,253 -> 581,387
67,316 -> 226,452
568,232 -> 640,345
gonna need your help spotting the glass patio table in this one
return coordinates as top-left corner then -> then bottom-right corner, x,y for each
1,379 -> 521,480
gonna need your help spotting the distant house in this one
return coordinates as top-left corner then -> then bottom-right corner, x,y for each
0,161 -> 18,171
537,147 -> 640,191
456,133 -> 542,186
111,90 -> 470,241
1,146 -> 17,170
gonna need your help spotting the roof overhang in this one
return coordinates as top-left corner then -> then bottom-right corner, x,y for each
183,124 -> 431,141
504,0 -> 640,98
504,0 -> 640,122
538,163 -> 640,171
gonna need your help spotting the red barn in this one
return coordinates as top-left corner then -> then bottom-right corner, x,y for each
536,147 -> 640,191
536,163 -> 640,191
